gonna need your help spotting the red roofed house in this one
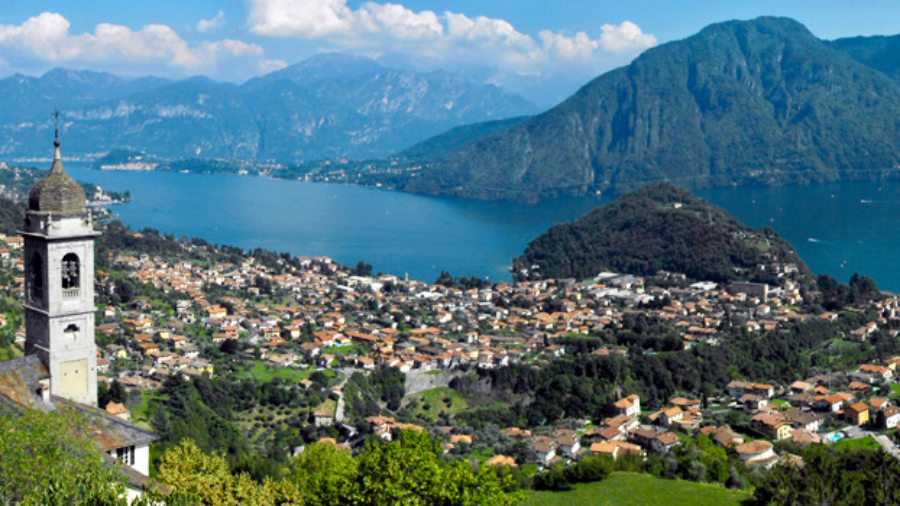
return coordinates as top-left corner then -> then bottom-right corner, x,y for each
613,394 -> 640,418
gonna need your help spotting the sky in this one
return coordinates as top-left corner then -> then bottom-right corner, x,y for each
0,0 -> 898,106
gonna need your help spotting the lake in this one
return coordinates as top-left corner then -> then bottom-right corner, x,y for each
698,181 -> 900,291
65,162 -> 602,283
64,161 -> 900,290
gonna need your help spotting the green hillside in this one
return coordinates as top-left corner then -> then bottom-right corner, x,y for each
830,33 -> 900,82
525,473 -> 749,506
398,17 -> 900,201
512,183 -> 807,282
399,116 -> 530,160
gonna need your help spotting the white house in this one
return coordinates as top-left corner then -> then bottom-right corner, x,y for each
532,441 -> 556,463
884,406 -> 900,429
614,394 -> 641,418
736,440 -> 779,470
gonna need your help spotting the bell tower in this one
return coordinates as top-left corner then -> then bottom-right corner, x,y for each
21,118 -> 99,406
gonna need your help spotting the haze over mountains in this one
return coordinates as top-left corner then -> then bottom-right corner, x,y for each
5,17 -> 900,205
0,53 -> 536,162
395,17 -> 900,201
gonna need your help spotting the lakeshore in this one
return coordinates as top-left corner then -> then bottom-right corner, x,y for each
60,161 -> 900,291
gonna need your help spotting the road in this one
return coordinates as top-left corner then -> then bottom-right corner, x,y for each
874,434 -> 900,458
333,367 -> 359,423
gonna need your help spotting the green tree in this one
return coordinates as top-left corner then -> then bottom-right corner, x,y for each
351,429 -> 523,506
156,439 -> 300,506
746,447 -> 900,506
288,442 -> 357,506
0,407 -> 126,505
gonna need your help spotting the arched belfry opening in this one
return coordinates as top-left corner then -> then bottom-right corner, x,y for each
62,253 -> 80,293
29,252 -> 43,302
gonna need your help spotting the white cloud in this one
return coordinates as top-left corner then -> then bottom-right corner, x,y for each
0,12 -> 285,79
197,10 -> 226,33
599,21 -> 658,53
247,0 -> 656,81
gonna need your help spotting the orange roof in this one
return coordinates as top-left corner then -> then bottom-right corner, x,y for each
846,402 -> 869,413
736,440 -> 773,454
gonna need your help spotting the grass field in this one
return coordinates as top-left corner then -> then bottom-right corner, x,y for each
323,344 -> 356,355
130,393 -> 169,428
524,473 -> 749,506
316,398 -> 337,414
407,386 -> 469,420
832,435 -> 881,452
235,360 -> 333,383
889,383 -> 900,399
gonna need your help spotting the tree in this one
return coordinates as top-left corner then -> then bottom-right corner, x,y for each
156,439 -> 299,506
288,442 -> 357,506
351,429 -> 522,506
117,280 -> 135,304
353,261 -> 373,277
220,338 -> 240,355
0,407 -> 127,505
746,447 -> 900,506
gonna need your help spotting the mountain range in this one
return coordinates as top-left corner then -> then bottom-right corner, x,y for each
0,54 -> 536,162
391,17 -> 900,201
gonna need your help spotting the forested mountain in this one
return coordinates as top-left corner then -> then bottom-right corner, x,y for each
830,33 -> 900,82
396,17 -> 900,201
0,54 -> 535,162
512,183 -> 807,282
398,116 -> 530,160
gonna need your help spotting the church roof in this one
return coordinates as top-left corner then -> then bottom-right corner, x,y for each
0,355 -> 53,412
28,140 -> 86,214
0,355 -> 156,450
54,397 -> 158,451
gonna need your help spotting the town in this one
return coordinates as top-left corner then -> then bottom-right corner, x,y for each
3,220 -> 900,484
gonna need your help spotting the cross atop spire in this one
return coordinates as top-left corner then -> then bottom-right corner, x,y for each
53,107 -> 61,160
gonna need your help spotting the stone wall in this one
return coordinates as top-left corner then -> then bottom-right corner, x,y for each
404,369 -> 465,397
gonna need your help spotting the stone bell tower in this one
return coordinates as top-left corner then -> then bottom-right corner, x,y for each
20,125 -> 99,406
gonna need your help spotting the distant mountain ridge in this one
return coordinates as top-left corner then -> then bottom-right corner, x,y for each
391,17 -> 900,201
0,54 -> 536,162
829,34 -> 900,82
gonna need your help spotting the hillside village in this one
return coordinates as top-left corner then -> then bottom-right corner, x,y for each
4,223 -> 900,477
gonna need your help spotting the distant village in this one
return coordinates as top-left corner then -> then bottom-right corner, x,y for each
3,226 -> 900,472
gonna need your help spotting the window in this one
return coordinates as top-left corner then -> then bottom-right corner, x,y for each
62,253 -> 80,298
29,252 -> 43,301
64,324 -> 79,339
112,445 -> 135,466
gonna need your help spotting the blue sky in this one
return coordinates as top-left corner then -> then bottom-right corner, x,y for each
0,1 -> 898,105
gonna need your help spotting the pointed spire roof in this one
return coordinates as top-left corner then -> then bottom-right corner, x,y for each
28,126 -> 86,214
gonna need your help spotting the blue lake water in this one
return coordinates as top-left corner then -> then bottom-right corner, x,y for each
63,161 -> 900,290
65,162 -> 602,283
698,181 -> 900,291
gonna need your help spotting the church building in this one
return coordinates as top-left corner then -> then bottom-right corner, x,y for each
0,134 -> 157,490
